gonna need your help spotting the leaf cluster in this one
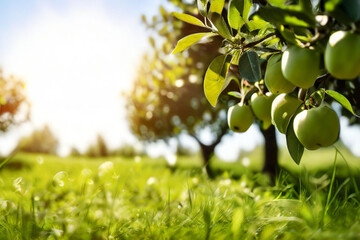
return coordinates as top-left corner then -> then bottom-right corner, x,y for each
172,0 -> 360,164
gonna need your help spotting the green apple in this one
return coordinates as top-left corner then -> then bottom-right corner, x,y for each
227,103 -> 255,132
281,46 -> 320,89
293,105 -> 340,150
271,94 -> 302,134
265,54 -> 296,94
251,92 -> 277,129
325,31 -> 360,80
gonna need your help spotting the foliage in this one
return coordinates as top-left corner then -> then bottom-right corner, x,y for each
0,68 -> 29,132
16,125 -> 59,155
172,0 -> 360,164
1,152 -> 360,239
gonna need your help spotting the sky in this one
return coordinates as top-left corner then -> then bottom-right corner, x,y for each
0,0 -> 359,161
0,0 -> 168,156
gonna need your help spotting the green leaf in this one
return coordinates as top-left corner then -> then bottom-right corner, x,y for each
238,51 -> 261,83
204,55 -> 232,107
326,90 -> 357,116
160,6 -> 168,21
172,32 -> 215,54
267,0 -> 287,7
267,0 -> 313,13
198,0 -> 208,17
262,37 -> 280,47
141,14 -> 147,24
149,37 -> 155,48
255,5 -> 315,27
242,0 -> 252,21
210,0 -> 225,14
300,0 -> 313,14
211,13 -> 233,39
246,16 -> 268,32
325,0 -> 353,25
278,25 -> 300,46
257,22 -> 274,36
172,12 -> 205,27
228,0 -> 246,30
340,0 -> 360,22
325,0 -> 342,12
228,91 -> 242,99
286,115 -> 304,165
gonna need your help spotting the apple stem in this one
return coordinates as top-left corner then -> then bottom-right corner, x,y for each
299,88 -> 309,110
303,28 -> 321,48
298,88 -> 307,102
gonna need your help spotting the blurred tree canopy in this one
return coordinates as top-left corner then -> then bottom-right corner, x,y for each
85,134 -> 109,158
17,125 -> 58,155
126,0 -> 238,176
0,68 -> 29,132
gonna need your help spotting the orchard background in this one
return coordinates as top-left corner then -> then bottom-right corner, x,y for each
1,0 -> 360,239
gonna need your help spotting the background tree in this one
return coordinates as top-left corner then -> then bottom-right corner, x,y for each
85,134 -> 109,158
69,146 -> 81,157
126,1 -> 237,177
16,125 -> 58,154
126,0 -> 280,177
110,143 -> 145,158
0,68 -> 29,132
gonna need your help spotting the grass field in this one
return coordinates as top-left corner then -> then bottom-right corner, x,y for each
0,145 -> 360,239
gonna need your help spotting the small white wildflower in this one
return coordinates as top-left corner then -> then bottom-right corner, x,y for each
242,157 -> 250,167
146,177 -> 158,186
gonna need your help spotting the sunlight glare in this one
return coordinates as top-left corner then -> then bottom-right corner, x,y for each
4,5 -> 142,155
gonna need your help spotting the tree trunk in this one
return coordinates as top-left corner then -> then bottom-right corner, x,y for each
260,125 -> 279,178
198,143 -> 216,178
191,124 -> 228,178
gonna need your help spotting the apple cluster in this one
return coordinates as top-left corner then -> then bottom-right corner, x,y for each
228,30 -> 360,151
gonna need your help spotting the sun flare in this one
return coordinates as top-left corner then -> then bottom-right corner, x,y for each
3,5 -> 142,155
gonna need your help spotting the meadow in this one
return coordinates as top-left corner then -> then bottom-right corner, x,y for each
1,144 -> 360,239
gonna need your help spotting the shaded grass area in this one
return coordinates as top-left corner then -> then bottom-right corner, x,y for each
211,142 -> 360,178
0,148 -> 359,239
